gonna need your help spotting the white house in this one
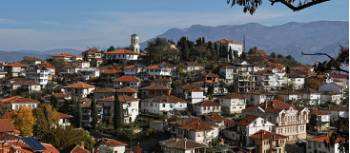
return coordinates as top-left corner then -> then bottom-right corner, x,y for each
105,49 -> 139,61
52,53 -> 83,62
4,63 -> 27,77
219,65 -> 235,85
220,93 -> 246,114
160,138 -> 206,153
159,138 -> 206,153
113,75 -> 141,89
98,138 -> 127,153
0,96 -> 39,110
287,74 -> 306,90
141,95 -> 187,115
307,135 -> 347,153
193,100 -> 221,115
146,63 -> 174,77
215,38 -> 243,61
57,112 -> 73,128
26,65 -> 51,88
303,91 -> 321,105
223,115 -> 274,144
64,81 -> 95,98
123,64 -> 143,76
177,118 -> 219,144
321,92 -> 342,105
182,84 -> 206,104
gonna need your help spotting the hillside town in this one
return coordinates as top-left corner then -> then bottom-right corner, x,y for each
0,34 -> 348,153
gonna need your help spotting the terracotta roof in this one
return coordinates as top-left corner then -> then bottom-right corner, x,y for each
99,95 -> 137,103
40,62 -> 55,69
268,63 -> 284,69
222,93 -> 245,99
144,95 -> 186,103
0,96 -> 39,104
160,138 -> 205,150
308,134 -> 346,144
105,49 -> 138,55
113,75 -> 140,82
65,81 -> 94,89
204,113 -> 225,123
5,62 -> 27,67
123,64 -> 137,70
58,112 -> 73,119
180,118 -> 213,131
102,138 -> 127,147
53,53 -> 82,58
100,67 -> 121,74
216,38 -> 241,45
195,100 -> 220,107
116,87 -> 138,93
42,143 -> 60,153
330,73 -> 348,79
182,84 -> 202,92
142,84 -> 170,90
9,78 -> 37,85
146,62 -> 173,70
237,115 -> 258,127
254,69 -> 273,75
1,111 -> 15,119
250,130 -> 287,140
0,119 -> 16,133
258,100 -> 292,113
70,145 -> 90,153
52,92 -> 71,99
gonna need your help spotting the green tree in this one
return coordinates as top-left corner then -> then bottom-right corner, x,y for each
107,46 -> 115,51
91,98 -> 98,129
113,95 -> 122,129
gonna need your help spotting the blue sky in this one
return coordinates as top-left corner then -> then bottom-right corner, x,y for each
0,0 -> 348,50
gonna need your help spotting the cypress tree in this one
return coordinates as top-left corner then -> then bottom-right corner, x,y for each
91,98 -> 97,129
113,94 -> 122,129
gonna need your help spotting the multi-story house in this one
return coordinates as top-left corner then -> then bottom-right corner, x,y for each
320,91 -> 342,105
176,118 -> 219,144
248,130 -> 288,153
219,65 -> 235,85
5,78 -> 41,93
223,115 -> 274,145
104,49 -> 139,61
303,90 -> 321,106
98,95 -> 139,125
0,96 -> 39,110
82,48 -> 103,67
145,62 -> 174,78
141,83 -> 171,98
307,134 -> 346,153
141,95 -> 187,115
160,138 -> 206,153
243,100 -> 309,142
52,53 -> 83,62
123,64 -> 143,76
181,84 -> 206,104
193,100 -> 221,115
64,81 -> 95,98
4,62 -> 27,77
26,65 -> 51,88
287,74 -> 306,90
309,110 -> 330,133
113,75 -> 141,89
215,38 -> 243,62
220,92 -> 246,114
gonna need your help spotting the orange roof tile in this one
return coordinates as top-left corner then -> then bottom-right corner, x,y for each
65,81 -> 94,89
0,96 -> 39,104
113,75 -> 140,82
180,118 -> 213,131
5,62 -> 27,67
102,138 -> 127,147
100,67 -> 121,74
195,100 -> 220,107
182,84 -> 202,92
43,143 -> 60,153
216,38 -> 241,45
105,49 -> 138,55
116,87 -> 138,93
70,145 -> 90,153
0,119 -> 16,133
145,95 -> 186,103
237,115 -> 258,127
308,134 -> 346,144
250,130 -> 287,140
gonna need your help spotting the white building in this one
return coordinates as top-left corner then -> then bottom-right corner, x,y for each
215,38 -> 243,62
141,95 -> 187,115
26,66 -> 50,88
4,63 -> 27,77
57,112 -> 73,128
64,81 -> 95,98
177,118 -> 219,144
98,138 -> 127,153
0,96 -> 39,110
307,135 -> 347,153
52,53 -> 83,62
146,63 -> 174,77
182,84 -> 206,104
123,64 -> 143,76
105,49 -> 139,61
193,100 -> 221,115
220,93 -> 246,114
160,138 -> 206,153
321,92 -> 342,105
287,74 -> 306,90
113,75 -> 141,89
303,91 -> 321,105
130,34 -> 140,53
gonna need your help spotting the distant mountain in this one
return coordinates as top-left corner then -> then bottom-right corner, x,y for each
145,21 -> 348,64
0,48 -> 82,62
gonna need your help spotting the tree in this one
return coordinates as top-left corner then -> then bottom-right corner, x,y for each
113,95 -> 122,129
146,37 -> 180,64
91,98 -> 98,129
107,46 -> 115,52
227,0 -> 330,14
13,107 -> 35,136
304,47 -> 349,73
33,104 -> 60,140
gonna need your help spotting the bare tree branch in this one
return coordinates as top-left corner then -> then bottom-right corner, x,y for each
270,0 -> 330,11
301,52 -> 336,61
302,51 -> 349,73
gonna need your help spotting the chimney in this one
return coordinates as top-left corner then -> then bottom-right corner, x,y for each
80,141 -> 85,149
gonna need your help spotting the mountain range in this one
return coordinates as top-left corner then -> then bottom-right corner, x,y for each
0,49 -> 82,62
148,21 -> 348,64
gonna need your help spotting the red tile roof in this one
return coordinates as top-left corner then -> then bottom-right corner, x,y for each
116,87 -> 138,93
259,100 -> 291,113
58,112 -> 73,119
145,95 -> 186,103
113,75 -> 140,82
105,49 -> 139,55
0,96 -> 39,104
142,84 -> 171,90
308,134 -> 346,144
180,118 -> 213,131
204,113 -> 225,123
160,138 -> 206,150
0,119 -> 16,133
43,143 -> 60,153
70,145 -> 90,153
65,81 -> 94,89
102,138 -> 127,147
182,84 -> 202,92
237,115 -> 258,127
99,95 -> 137,103
5,62 -> 27,67
100,67 -> 121,74
249,130 -> 287,140
53,53 -> 82,58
